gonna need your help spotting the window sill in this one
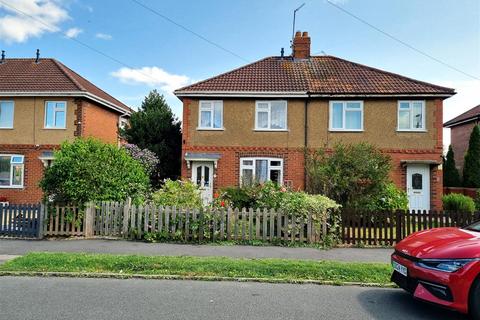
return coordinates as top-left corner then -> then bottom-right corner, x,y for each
43,127 -> 67,130
196,127 -> 225,131
0,127 -> 14,130
397,129 -> 427,133
253,129 -> 289,132
329,129 -> 364,132
0,186 -> 24,189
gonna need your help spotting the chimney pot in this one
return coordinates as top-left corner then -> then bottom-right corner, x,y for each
0,50 -> 5,64
292,30 -> 311,59
35,49 -> 40,63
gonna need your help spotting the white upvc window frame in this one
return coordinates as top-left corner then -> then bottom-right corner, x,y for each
397,100 -> 426,132
0,154 -> 24,189
254,100 -> 288,131
197,100 -> 224,130
0,100 -> 14,129
329,101 -> 364,132
239,157 -> 284,186
44,101 -> 67,129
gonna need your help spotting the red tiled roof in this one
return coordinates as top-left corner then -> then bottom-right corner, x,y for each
175,56 -> 455,96
0,58 -> 131,114
444,104 -> 480,127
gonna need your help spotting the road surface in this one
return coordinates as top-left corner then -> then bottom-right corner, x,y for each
0,277 -> 466,320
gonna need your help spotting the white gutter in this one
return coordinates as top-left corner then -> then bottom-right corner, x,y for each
444,117 -> 480,128
0,91 -> 131,115
174,91 -> 454,98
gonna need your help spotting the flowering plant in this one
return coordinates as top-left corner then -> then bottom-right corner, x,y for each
123,144 -> 159,174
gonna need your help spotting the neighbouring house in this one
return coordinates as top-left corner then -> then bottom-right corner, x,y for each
174,31 -> 455,210
443,104 -> 480,171
0,53 -> 132,204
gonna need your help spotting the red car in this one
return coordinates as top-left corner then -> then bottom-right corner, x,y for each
391,221 -> 480,319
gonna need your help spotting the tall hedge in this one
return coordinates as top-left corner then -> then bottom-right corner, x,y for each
443,145 -> 461,187
463,125 -> 480,188
40,138 -> 150,204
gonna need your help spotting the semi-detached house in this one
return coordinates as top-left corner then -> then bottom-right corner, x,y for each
175,31 -> 455,211
0,54 -> 131,204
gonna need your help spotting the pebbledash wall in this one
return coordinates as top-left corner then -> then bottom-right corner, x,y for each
0,97 -> 123,204
181,98 -> 444,210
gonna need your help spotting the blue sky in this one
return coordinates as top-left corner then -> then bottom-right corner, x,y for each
0,0 -> 479,146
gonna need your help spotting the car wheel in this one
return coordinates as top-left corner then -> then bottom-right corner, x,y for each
470,277 -> 480,320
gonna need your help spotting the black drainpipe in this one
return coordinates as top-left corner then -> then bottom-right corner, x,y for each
304,93 -> 310,189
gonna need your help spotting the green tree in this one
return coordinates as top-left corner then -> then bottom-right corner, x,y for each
463,125 -> 480,188
305,142 -> 392,208
443,145 -> 461,187
40,138 -> 149,204
122,90 -> 182,186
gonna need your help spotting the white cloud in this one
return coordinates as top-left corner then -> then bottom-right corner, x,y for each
111,66 -> 191,93
95,32 -> 112,40
0,0 -> 69,43
439,79 -> 480,149
65,27 -> 82,38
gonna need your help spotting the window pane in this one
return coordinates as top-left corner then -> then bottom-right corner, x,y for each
200,110 -> 211,128
257,111 -> 268,129
412,102 -> 423,129
55,102 -> 66,111
204,166 -> 210,187
0,156 -> 10,186
241,169 -> 253,186
412,173 -> 422,190
242,160 -> 253,166
55,111 -> 66,128
399,110 -> 410,129
255,160 -> 268,183
45,102 -> 55,128
399,102 -> 410,109
12,165 -> 22,186
270,160 -> 281,167
270,102 -> 286,129
11,156 -> 23,164
345,110 -> 361,129
332,103 -> 343,128
270,169 -> 281,184
196,166 -> 202,185
346,102 -> 361,109
0,102 -> 14,128
213,103 -> 222,128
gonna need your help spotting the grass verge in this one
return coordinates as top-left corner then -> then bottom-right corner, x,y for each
0,252 -> 393,286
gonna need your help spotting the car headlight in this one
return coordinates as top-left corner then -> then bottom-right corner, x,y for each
416,259 -> 476,273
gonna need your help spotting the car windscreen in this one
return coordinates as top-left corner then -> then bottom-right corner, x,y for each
465,221 -> 480,232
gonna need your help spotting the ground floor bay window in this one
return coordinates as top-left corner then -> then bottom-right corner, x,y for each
0,155 -> 24,188
240,157 -> 283,186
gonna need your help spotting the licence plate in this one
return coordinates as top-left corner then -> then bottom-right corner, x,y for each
392,260 -> 408,277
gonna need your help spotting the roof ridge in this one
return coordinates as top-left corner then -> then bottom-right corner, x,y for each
174,56 -> 274,92
319,55 -> 455,93
51,59 -> 86,91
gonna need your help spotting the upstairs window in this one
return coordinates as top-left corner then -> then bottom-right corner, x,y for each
0,155 -> 24,188
329,101 -> 363,131
240,157 -> 283,186
45,101 -> 66,129
198,101 -> 223,129
255,101 -> 287,130
0,101 -> 14,128
398,101 -> 425,131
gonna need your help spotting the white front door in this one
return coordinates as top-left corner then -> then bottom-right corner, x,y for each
406,164 -> 430,211
192,162 -> 214,205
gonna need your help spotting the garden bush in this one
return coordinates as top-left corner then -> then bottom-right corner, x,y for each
123,144 -> 159,174
475,190 -> 480,211
40,138 -> 149,204
152,179 -> 202,209
354,183 -> 409,211
442,193 -> 476,213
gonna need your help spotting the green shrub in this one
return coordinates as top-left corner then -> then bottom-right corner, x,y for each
354,183 -> 409,211
475,190 -> 480,211
216,181 -> 287,210
152,179 -> 202,209
463,125 -> 480,188
443,145 -> 461,187
40,138 -> 149,204
442,193 -> 476,213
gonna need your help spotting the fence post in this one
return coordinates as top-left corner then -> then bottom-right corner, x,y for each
122,197 -> 131,238
37,203 -> 45,239
395,210 -> 403,243
83,202 -> 95,238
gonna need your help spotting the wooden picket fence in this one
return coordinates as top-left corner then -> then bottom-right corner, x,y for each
0,204 -> 42,238
43,205 -> 84,236
341,209 -> 480,245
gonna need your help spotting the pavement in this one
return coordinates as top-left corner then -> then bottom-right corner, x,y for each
0,238 -> 392,263
0,277 -> 466,320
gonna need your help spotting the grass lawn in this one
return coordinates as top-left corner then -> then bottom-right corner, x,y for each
0,252 -> 393,285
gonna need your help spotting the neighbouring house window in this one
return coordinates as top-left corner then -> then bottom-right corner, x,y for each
240,157 -> 283,186
398,101 -> 425,131
45,101 -> 67,129
198,101 -> 223,129
329,101 -> 363,131
0,101 -> 14,128
0,155 -> 24,188
255,101 -> 287,130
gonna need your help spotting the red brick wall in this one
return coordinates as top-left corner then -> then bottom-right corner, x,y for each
450,121 -> 479,171
0,145 -> 58,204
79,100 -> 120,144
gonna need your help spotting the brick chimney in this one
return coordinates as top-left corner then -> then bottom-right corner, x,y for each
292,31 -> 310,59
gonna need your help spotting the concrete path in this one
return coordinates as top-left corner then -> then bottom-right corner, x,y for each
0,239 -> 392,263
0,277 -> 466,320
0,254 -> 20,265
